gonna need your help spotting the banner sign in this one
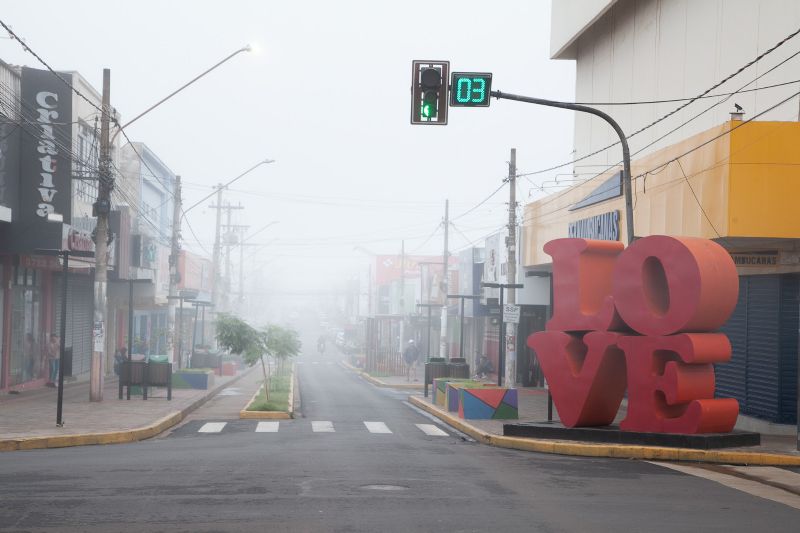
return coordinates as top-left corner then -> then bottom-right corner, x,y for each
14,67 -> 73,251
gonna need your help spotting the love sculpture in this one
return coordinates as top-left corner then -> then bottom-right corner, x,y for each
527,236 -> 740,434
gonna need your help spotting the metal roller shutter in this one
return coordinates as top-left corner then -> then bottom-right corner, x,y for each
717,277 -> 747,402
778,275 -> 798,424
744,275 -> 781,421
53,273 -> 94,378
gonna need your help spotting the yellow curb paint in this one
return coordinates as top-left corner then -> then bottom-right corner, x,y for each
239,364 -> 295,419
407,395 -> 800,467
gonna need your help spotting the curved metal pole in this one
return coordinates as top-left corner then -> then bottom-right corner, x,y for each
112,46 -> 251,142
491,90 -> 634,245
180,159 -> 275,222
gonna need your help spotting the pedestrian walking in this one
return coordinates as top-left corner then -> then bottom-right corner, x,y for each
403,339 -> 420,382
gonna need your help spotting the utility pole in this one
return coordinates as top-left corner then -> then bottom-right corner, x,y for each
168,175 -> 182,365
91,68 -> 112,402
210,185 -> 224,310
222,203 -> 247,311
506,148 -> 518,387
440,199 -> 449,359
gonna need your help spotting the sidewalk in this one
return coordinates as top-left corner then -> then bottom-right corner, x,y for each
339,360 -> 424,390
0,367 -> 253,451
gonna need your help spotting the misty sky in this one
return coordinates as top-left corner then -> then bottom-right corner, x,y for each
1,1 -> 576,291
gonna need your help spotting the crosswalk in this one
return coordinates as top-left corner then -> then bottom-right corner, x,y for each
195,420 -> 451,437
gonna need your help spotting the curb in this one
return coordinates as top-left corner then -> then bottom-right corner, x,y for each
0,367 -> 255,452
339,360 -> 424,390
239,363 -> 295,419
408,395 -> 800,466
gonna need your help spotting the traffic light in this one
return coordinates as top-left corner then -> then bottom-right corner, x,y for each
411,60 -> 449,125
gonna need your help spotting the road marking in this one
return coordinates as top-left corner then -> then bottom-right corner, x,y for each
416,423 -> 448,436
312,421 -> 335,433
364,421 -> 392,434
255,421 -> 280,433
650,462 -> 800,510
198,422 -> 226,433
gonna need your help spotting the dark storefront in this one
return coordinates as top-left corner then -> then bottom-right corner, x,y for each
717,273 -> 798,425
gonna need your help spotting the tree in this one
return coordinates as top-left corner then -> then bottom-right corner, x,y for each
215,315 -> 301,402
215,314 -> 271,398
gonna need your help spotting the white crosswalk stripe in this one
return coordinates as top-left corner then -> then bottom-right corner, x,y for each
198,422 -> 226,433
415,423 -> 448,436
312,421 -> 335,432
255,421 -> 280,433
364,421 -> 392,434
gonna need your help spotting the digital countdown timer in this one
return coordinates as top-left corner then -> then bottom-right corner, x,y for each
450,72 -> 492,107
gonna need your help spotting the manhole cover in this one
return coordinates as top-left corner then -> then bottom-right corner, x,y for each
360,485 -> 408,491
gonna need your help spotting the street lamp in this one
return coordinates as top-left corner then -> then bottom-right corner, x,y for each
481,281 -> 523,387
112,45 -> 253,140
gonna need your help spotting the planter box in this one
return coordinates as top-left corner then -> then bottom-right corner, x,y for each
432,378 -> 476,408
221,362 -> 237,376
459,387 -> 518,420
172,370 -> 215,390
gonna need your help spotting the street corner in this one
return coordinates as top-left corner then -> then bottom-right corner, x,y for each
407,395 -> 800,467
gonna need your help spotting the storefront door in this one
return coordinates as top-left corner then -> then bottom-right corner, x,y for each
9,267 -> 42,386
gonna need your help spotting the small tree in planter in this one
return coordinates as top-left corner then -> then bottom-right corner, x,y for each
263,324 -> 301,379
215,314 -> 271,397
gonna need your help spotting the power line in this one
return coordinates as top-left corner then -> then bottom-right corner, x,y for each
571,78 -> 800,106
0,18 -> 106,117
514,26 -> 800,180
452,181 -> 507,221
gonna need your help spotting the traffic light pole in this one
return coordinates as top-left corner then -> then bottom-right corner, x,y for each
490,90 -> 634,245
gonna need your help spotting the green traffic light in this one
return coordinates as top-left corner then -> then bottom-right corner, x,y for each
422,90 -> 437,119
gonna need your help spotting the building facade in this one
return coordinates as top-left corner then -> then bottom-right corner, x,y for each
522,0 -> 800,427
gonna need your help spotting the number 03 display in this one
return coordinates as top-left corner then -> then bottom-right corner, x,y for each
450,72 -> 492,107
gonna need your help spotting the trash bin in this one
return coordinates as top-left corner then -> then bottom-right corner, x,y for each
425,358 -> 449,398
448,358 -> 470,379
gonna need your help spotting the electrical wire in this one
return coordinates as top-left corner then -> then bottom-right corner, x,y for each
0,18 -> 106,117
513,26 -> 800,180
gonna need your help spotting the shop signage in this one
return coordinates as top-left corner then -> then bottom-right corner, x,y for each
528,236 -> 740,434
730,251 -> 778,267
14,68 -> 73,251
568,211 -> 619,241
502,304 -> 520,324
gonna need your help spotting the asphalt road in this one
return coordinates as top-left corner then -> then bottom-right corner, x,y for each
1,350 -> 798,532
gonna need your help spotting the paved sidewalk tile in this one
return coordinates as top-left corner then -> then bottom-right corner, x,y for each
0,370 -> 247,441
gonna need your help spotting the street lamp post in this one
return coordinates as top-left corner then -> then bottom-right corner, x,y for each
481,281 -> 523,387
36,248 -> 94,427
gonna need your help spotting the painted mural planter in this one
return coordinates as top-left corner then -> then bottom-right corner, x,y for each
432,378 -> 473,408
172,370 -> 215,390
458,387 -> 519,420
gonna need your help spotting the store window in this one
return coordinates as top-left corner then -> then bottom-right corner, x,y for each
9,266 -> 42,386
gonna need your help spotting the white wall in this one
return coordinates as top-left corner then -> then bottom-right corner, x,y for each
568,0 -> 800,171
